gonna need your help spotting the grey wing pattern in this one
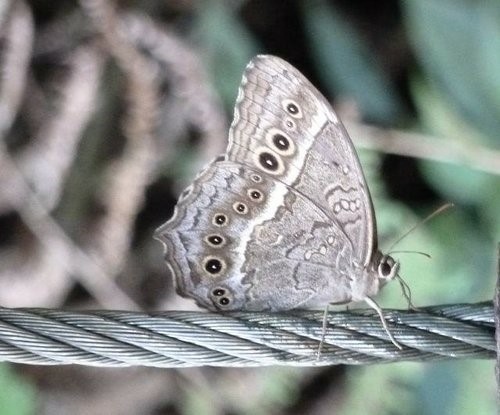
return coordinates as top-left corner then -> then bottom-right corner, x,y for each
156,161 -> 363,311
226,55 -> 377,267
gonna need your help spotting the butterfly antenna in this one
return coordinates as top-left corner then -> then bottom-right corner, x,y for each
387,202 -> 454,252
395,274 -> 420,310
388,250 -> 431,259
386,204 -> 453,312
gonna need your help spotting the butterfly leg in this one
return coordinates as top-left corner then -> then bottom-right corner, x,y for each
316,304 -> 330,360
364,296 -> 403,350
396,275 -> 421,311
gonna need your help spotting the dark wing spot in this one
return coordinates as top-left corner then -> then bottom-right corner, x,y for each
272,133 -> 290,151
213,214 -> 227,226
219,297 -> 230,306
286,103 -> 299,114
258,152 -> 279,171
205,258 -> 223,274
212,288 -> 225,296
207,235 -> 224,246
249,190 -> 262,200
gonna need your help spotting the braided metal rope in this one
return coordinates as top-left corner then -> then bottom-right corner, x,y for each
0,302 -> 494,367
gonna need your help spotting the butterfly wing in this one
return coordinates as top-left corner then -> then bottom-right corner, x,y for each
227,55 -> 377,267
155,55 -> 383,312
155,161 -> 369,311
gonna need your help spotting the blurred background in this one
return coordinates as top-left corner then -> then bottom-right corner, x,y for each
0,0 -> 499,414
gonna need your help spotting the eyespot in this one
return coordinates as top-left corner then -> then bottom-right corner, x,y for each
210,286 -> 233,308
266,128 -> 295,156
233,202 -> 248,215
273,134 -> 289,151
247,188 -> 263,202
205,234 -> 226,247
283,118 -> 296,131
250,174 -> 262,183
219,297 -> 230,306
213,214 -> 228,226
253,147 -> 284,175
259,152 -> 278,170
203,257 -> 225,275
283,99 -> 303,118
212,288 -> 225,297
287,103 -> 299,114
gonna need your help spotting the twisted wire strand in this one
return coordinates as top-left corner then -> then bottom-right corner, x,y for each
0,302 -> 494,367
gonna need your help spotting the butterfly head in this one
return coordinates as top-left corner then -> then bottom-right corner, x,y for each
375,253 -> 400,285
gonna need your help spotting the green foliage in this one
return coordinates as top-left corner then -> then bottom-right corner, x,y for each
183,368 -> 301,415
301,0 -> 403,123
400,4 -> 500,410
0,364 -> 36,415
192,0 -> 260,109
403,0 -> 500,141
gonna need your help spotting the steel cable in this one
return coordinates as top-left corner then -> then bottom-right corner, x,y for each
0,302 -> 494,367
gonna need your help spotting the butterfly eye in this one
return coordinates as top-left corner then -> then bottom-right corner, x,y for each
378,256 -> 398,280
380,262 -> 392,277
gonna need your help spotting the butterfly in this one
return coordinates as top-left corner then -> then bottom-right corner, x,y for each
155,55 -> 402,348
